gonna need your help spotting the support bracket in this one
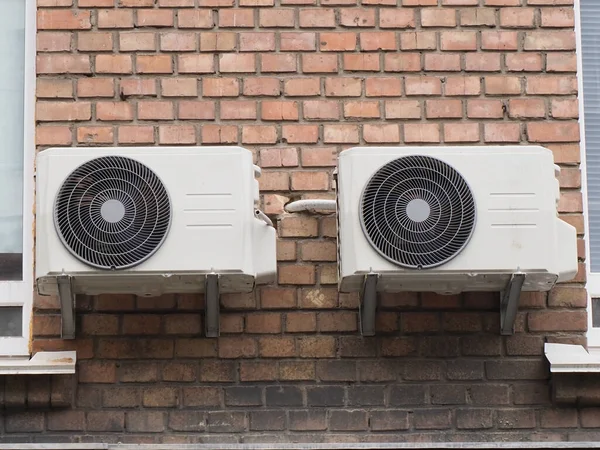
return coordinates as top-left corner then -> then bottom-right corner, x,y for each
204,273 -> 220,338
56,275 -> 76,340
359,273 -> 379,337
500,272 -> 525,336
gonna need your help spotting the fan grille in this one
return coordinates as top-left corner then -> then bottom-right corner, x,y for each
54,155 -> 171,270
360,155 -> 476,269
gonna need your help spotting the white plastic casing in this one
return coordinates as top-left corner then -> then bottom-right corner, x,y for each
36,146 -> 276,296
337,146 -> 578,294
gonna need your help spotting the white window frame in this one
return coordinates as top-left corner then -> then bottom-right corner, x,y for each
0,0 -> 36,357
575,0 -> 600,349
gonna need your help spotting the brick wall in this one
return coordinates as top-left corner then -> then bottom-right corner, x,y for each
5,0 -> 592,443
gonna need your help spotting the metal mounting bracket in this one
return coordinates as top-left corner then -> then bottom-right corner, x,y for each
204,273 -> 220,338
500,272 -> 525,336
359,273 -> 379,337
56,275 -> 76,340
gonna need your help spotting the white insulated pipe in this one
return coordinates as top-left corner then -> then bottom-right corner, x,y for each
285,199 -> 337,213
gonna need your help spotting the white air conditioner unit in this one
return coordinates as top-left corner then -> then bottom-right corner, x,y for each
336,146 -> 578,335
36,146 -> 277,338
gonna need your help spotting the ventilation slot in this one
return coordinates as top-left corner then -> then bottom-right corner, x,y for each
360,155 -> 476,269
54,155 -> 171,270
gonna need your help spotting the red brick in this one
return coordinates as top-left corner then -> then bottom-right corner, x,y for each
96,102 -> 133,121
526,76 -> 577,95
345,54 -> 381,71
283,125 -> 319,144
77,126 -> 114,144
118,126 -> 155,144
299,9 -> 336,28
524,31 -> 576,50
240,33 -> 276,52
500,7 -> 535,27
220,101 -> 257,120
325,78 -> 362,96
344,101 -> 380,118
404,123 -> 440,143
280,33 -> 316,52
386,100 -> 421,119
78,32 -> 113,51
136,55 -> 172,74
246,313 -> 282,334
506,54 -> 543,72
260,148 -> 299,167
178,10 -> 214,28
158,125 -> 196,145
384,53 -> 421,72
509,98 -> 546,119
366,77 -> 402,97
117,31 -> 157,51
426,99 -> 463,119
441,31 -> 477,51
485,76 -> 522,95
200,33 -> 237,52
552,99 -> 578,119
541,7 -> 574,28
324,124 -> 359,143
529,311 -> 587,331
37,32 -> 71,52
218,337 -> 257,358
136,9 -> 174,27
98,10 -> 133,29
260,9 -> 296,27
262,101 -> 299,121
261,54 -> 297,73
242,125 -> 277,144
203,78 -> 239,97
37,102 -> 91,121
380,9 -> 416,28
302,54 -> 338,73
161,78 -> 197,97
37,54 -> 91,74
444,123 -> 480,143
278,265 -> 316,285
319,311 -> 358,332
297,336 -> 336,358
364,124 -> 400,143
445,76 -> 481,96
286,311 -> 318,333
160,32 -> 196,52
280,361 -> 315,381
460,8 -> 496,26
424,54 -> 461,71
38,10 -> 91,30
465,54 -> 502,72
37,126 -> 72,146
405,76 -> 442,96
400,31 -> 437,50
120,78 -> 157,96
360,32 -> 397,51
301,147 -> 338,167
178,101 -> 216,120
220,54 -> 256,73
340,8 -> 376,27
259,172 -> 290,191
37,79 -> 73,99
527,123 -> 580,143
178,54 -> 214,74
240,362 -> 278,381
484,123 -> 521,143
421,8 -> 457,27
138,101 -> 174,120
320,32 -> 357,51
201,125 -> 238,144
482,31 -> 518,50
285,78 -> 320,96
547,53 -> 577,72
291,172 -> 330,191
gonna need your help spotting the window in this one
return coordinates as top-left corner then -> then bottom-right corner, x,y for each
0,0 -> 34,356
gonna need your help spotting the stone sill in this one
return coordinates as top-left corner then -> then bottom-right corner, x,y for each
545,343 -> 600,373
0,351 -> 76,375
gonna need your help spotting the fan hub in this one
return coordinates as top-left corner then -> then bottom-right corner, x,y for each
100,199 -> 126,223
406,198 -> 431,223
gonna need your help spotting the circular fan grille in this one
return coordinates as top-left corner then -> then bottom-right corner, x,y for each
360,155 -> 476,269
54,156 -> 171,270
